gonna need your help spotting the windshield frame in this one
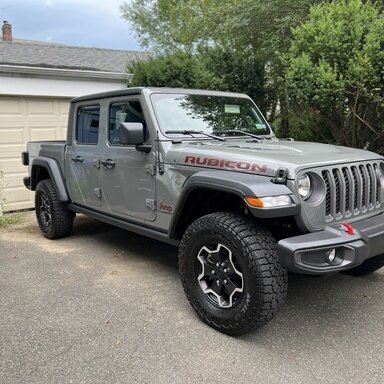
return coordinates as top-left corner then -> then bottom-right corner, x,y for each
149,92 -> 273,139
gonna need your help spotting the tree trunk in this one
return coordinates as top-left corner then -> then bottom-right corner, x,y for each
279,97 -> 290,138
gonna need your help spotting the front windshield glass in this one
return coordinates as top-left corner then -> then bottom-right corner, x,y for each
150,93 -> 271,136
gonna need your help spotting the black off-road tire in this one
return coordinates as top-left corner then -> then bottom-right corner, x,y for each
342,255 -> 384,276
35,179 -> 74,239
179,212 -> 288,336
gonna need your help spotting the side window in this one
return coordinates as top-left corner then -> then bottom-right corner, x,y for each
76,105 -> 100,145
109,100 -> 146,145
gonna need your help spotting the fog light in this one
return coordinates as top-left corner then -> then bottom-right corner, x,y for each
327,249 -> 337,263
327,248 -> 344,265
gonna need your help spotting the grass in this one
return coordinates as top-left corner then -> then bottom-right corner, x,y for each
0,212 -> 23,228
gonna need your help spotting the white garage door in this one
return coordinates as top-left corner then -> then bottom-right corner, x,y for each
0,96 -> 70,211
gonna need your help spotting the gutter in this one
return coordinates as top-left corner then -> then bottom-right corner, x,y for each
0,64 -> 133,81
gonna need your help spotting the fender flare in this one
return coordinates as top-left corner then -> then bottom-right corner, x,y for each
168,170 -> 300,239
30,157 -> 70,202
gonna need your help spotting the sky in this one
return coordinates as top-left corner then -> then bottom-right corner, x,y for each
0,0 -> 142,51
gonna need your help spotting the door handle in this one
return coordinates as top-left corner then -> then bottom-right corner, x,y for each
71,156 -> 83,163
100,159 -> 116,169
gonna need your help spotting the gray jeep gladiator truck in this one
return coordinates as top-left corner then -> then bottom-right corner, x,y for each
22,87 -> 384,335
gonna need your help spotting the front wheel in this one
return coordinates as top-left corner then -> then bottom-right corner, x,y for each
179,212 -> 288,336
35,179 -> 74,239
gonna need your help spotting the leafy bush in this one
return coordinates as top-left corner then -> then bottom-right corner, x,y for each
285,0 -> 384,153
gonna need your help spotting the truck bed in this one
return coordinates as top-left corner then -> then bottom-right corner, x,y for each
27,141 -> 66,176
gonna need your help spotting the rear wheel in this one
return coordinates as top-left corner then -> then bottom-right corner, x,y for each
342,255 -> 384,276
179,212 -> 288,336
35,179 -> 74,239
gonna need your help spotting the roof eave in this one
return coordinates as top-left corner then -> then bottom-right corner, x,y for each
0,64 -> 132,81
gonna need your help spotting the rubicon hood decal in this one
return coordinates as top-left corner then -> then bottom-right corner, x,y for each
165,139 -> 381,179
184,155 -> 267,173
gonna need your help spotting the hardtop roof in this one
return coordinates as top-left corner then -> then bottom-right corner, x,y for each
71,87 -> 250,103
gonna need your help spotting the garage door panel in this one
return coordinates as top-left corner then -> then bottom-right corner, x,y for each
0,158 -> 26,173
0,128 -> 25,144
0,98 -> 24,116
1,172 -> 32,207
59,101 -> 70,116
1,173 -> 27,187
29,127 -> 60,141
0,96 -> 70,211
0,144 -> 25,158
61,127 -> 68,137
1,187 -> 33,210
26,99 -> 57,116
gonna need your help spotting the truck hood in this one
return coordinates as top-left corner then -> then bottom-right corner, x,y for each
165,139 -> 382,178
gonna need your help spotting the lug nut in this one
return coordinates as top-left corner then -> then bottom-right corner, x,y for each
216,280 -> 220,286
224,279 -> 228,284
211,270 -> 215,275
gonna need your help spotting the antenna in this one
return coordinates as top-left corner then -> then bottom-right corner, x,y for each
156,131 -> 164,175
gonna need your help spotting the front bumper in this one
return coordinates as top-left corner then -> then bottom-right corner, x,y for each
277,212 -> 384,274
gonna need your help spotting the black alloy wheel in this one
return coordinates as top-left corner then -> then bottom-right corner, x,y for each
196,242 -> 244,309
35,179 -> 74,239
179,212 -> 288,336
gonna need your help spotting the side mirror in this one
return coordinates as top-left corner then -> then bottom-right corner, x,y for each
119,122 -> 145,145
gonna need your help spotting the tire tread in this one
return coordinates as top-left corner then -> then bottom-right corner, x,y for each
179,212 -> 288,335
35,179 -> 73,239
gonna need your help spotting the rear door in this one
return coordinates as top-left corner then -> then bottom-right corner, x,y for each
65,104 -> 103,207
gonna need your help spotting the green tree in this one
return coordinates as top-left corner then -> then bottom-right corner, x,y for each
120,0 -> 319,56
285,0 -> 384,153
121,0 -> 321,133
128,47 -> 268,113
128,51 -> 211,89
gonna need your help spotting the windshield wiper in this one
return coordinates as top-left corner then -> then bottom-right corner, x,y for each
165,130 -> 226,142
217,129 -> 264,140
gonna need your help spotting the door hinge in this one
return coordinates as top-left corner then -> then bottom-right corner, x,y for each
145,199 -> 156,211
92,159 -> 101,169
94,188 -> 102,198
145,163 -> 156,176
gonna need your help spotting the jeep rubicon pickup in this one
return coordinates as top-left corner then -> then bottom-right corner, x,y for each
22,88 -> 384,335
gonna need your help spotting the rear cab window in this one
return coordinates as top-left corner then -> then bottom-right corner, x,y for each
76,105 -> 100,145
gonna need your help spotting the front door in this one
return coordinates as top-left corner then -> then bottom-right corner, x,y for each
101,99 -> 156,221
65,104 -> 102,207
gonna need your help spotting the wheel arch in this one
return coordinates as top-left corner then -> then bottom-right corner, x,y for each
30,157 -> 69,202
169,170 -> 297,240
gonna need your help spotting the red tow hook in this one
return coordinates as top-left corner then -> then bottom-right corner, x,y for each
342,223 -> 355,235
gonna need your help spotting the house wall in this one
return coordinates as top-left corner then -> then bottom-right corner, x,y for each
0,75 -> 127,97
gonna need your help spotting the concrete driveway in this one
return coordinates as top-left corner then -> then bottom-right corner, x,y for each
1,211 -> 383,384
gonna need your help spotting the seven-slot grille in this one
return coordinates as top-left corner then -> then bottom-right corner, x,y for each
321,161 -> 383,223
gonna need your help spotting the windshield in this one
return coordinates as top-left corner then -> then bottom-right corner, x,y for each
150,93 -> 271,136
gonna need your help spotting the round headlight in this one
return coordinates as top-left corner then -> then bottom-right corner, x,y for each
298,174 -> 312,200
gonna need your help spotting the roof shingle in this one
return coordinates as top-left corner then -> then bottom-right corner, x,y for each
0,39 -> 151,73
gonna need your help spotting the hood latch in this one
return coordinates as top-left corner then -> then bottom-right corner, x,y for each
273,167 -> 288,184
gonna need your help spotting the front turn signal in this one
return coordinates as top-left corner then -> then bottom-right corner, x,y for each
245,195 -> 292,208
244,196 -> 264,208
